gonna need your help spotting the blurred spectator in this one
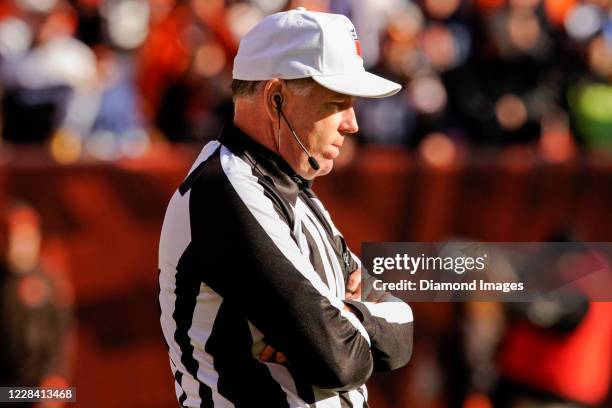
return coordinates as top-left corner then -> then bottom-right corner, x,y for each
83,44 -> 148,160
0,203 -> 74,396
137,0 -> 237,143
72,0 -> 104,47
0,0 -> 98,143
494,301 -> 612,407
491,231 -> 612,407
0,0 -> 150,159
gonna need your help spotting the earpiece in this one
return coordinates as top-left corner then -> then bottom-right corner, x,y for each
272,92 -> 320,171
273,94 -> 283,111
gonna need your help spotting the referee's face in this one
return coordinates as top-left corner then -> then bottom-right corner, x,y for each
282,82 -> 359,179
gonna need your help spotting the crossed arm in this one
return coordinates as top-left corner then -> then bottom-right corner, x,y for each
260,266 -> 414,375
260,267 -> 365,364
189,157 -> 413,390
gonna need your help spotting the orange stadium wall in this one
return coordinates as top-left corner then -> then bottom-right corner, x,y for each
1,146 -> 611,407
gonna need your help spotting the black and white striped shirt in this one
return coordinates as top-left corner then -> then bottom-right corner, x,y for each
159,123 -> 413,407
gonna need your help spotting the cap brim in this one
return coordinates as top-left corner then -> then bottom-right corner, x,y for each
312,71 -> 401,98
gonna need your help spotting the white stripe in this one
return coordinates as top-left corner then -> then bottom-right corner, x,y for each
159,190 -> 203,406
308,197 -> 363,293
159,190 -> 192,279
308,198 -> 366,301
265,364 -> 312,407
159,139 -> 221,298
189,289 -> 235,407
295,201 -> 340,295
312,390 -> 342,408
247,323 -> 301,407
362,383 -> 368,401
298,198 -> 347,298
292,207 -> 312,262
310,197 -> 342,237
169,359 -> 185,401
347,388 -> 366,407
188,140 -> 221,173
159,147 -> 234,407
361,301 -> 413,324
249,324 -> 348,408
181,369 -> 205,407
219,146 -> 371,344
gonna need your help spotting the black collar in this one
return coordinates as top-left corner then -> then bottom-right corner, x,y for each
218,121 -> 313,203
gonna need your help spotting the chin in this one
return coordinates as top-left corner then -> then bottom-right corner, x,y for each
301,157 -> 334,179
315,160 -> 333,177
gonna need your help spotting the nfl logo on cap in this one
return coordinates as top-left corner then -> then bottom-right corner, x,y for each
349,28 -> 362,59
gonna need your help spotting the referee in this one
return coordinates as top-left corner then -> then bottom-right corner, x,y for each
159,7 -> 413,407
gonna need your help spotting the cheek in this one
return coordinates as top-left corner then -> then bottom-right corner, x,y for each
311,118 -> 339,145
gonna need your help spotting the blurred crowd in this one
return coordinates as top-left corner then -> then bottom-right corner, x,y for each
0,0 -> 612,163
1,2 -> 612,407
0,202 -> 74,404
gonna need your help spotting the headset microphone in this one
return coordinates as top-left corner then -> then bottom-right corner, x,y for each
273,94 -> 320,171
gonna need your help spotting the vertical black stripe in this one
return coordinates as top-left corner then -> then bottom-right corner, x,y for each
302,210 -> 342,292
300,224 -> 329,288
301,192 -> 354,279
158,268 -> 170,352
179,391 -> 187,407
174,370 -> 187,407
299,190 -> 336,240
357,387 -> 368,407
205,300 -> 290,407
300,195 -> 346,263
248,161 -> 298,243
259,179 -> 296,232
339,391 -> 353,408
286,364 -> 316,405
173,243 -> 214,408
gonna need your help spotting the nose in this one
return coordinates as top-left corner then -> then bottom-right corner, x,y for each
339,107 -> 359,135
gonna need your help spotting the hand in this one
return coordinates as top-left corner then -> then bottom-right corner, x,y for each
259,345 -> 288,365
345,267 -> 361,301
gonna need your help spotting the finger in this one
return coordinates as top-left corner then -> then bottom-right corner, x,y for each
346,268 -> 361,293
259,345 -> 276,362
345,290 -> 360,301
346,268 -> 361,292
346,282 -> 362,301
351,285 -> 361,300
274,352 -> 288,365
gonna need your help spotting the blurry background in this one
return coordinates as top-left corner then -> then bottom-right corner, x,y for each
0,0 -> 612,407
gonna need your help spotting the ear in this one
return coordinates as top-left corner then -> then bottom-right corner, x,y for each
263,79 -> 285,123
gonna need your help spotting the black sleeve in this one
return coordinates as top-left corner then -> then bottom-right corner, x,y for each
301,191 -> 414,373
344,295 -> 414,372
187,157 -> 374,391
342,256 -> 414,372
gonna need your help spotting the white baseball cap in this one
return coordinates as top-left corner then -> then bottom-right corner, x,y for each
232,7 -> 401,98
